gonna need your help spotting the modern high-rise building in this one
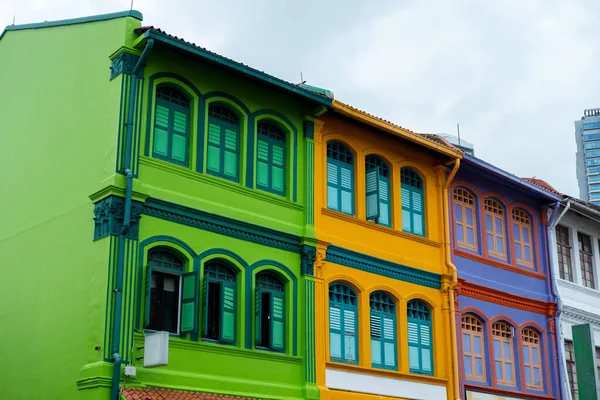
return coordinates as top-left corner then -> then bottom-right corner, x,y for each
575,108 -> 600,205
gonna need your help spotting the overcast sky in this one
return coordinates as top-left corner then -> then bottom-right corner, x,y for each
3,0 -> 598,196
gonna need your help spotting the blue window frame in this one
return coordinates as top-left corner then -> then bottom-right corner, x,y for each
370,291 -> 397,370
329,283 -> 358,364
207,104 -> 241,182
327,142 -> 354,215
152,85 -> 191,166
401,168 -> 425,236
407,300 -> 433,375
255,272 -> 286,352
365,155 -> 391,227
256,121 -> 286,196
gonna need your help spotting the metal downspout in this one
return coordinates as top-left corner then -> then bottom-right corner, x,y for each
547,199 -> 571,400
111,38 -> 154,400
442,159 -> 461,400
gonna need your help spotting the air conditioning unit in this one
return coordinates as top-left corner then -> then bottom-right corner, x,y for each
143,331 -> 169,368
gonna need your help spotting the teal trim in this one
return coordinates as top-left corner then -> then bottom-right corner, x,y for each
142,198 -> 303,252
197,248 -> 250,269
325,245 -> 442,289
299,83 -> 334,100
206,111 -> 241,182
93,196 -> 143,240
329,283 -> 358,364
0,10 -> 143,41
204,91 -> 252,115
247,260 -> 298,356
407,300 -> 433,375
140,29 -> 332,107
300,245 -> 317,275
401,168 -> 425,237
151,86 -> 191,167
255,122 -> 287,196
369,292 -> 397,370
110,52 -> 141,80
303,119 -> 315,140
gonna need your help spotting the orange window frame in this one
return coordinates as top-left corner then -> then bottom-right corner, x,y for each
454,189 -> 478,251
492,322 -> 516,386
522,328 -> 543,390
484,199 -> 506,260
513,209 -> 534,268
462,314 -> 486,381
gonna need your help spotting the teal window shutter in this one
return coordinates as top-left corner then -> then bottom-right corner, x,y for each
207,104 -> 240,182
366,156 -> 391,226
256,121 -> 287,196
180,270 -> 199,335
152,85 -> 190,166
144,263 -> 154,328
202,261 -> 237,344
256,272 -> 286,352
370,292 -> 397,370
407,300 -> 433,375
329,283 -> 358,364
401,168 -> 425,236
327,142 -> 354,215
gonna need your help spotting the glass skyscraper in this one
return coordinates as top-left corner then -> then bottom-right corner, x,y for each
575,108 -> 600,206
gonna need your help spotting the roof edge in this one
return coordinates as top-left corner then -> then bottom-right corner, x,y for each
331,101 -> 463,159
0,10 -> 142,40
463,153 -> 562,202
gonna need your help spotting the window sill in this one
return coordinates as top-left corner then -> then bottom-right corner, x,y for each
464,383 -> 555,400
139,156 -> 303,212
165,335 -> 302,364
325,361 -> 447,386
558,278 -> 600,295
455,249 -> 546,280
321,208 -> 441,248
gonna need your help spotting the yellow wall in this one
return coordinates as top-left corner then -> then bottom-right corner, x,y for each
313,112 -> 458,399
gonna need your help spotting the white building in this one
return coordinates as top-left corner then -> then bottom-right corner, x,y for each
550,196 -> 600,400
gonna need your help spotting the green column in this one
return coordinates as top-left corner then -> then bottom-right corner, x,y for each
573,323 -> 599,400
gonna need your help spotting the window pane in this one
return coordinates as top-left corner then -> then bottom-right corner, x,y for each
497,237 -> 504,255
330,332 -> 341,358
532,347 -> 539,364
515,243 -> 522,260
466,207 -> 473,225
513,223 -> 520,240
505,363 -> 513,382
503,342 -> 512,360
455,204 -> 463,222
371,339 -> 381,364
464,356 -> 472,375
473,335 -> 481,354
495,361 -> 502,379
495,217 -> 503,233
523,345 -> 529,363
475,357 -> 483,377
534,367 -> 541,385
524,366 -> 531,384
493,340 -> 501,357
524,246 -> 531,262
485,214 -> 492,232
379,203 -> 389,225
463,334 -> 471,352
523,226 -> 530,243
328,186 -> 339,210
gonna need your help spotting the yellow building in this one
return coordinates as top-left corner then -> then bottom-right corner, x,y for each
313,101 -> 463,400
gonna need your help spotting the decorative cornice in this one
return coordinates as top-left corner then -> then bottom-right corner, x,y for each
142,198 -> 303,253
93,195 -> 143,240
76,376 -> 113,390
315,248 -> 326,279
562,305 -> 600,327
110,51 -> 141,80
303,119 -> 315,139
325,245 -> 442,289
457,279 -> 556,316
300,245 -> 317,276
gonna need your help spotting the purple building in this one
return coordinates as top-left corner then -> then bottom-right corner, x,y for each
450,153 -> 563,400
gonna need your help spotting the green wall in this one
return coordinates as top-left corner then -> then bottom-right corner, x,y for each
0,15 -> 139,400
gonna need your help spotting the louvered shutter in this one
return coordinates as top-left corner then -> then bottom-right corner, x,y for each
370,313 -> 382,366
329,306 -> 342,359
153,104 -> 170,156
202,278 -> 209,337
343,308 -> 357,362
408,320 -> 420,371
223,128 -> 238,179
327,161 -> 339,211
412,188 -> 424,235
270,292 -> 285,351
144,264 -> 155,327
383,316 -> 396,368
420,322 -> 432,372
255,288 -> 263,345
271,144 -> 285,193
172,110 -> 188,163
256,140 -> 270,188
379,177 -> 390,226
180,270 -> 198,335
366,169 -> 380,220
220,281 -> 236,343
340,165 -> 354,215
207,123 -> 222,173
401,186 -> 412,232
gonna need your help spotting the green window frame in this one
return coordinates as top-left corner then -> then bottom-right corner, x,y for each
152,85 -> 191,166
144,248 -> 198,336
366,155 -> 391,227
329,283 -> 358,364
370,292 -> 397,370
256,121 -> 286,196
407,299 -> 433,375
202,261 -> 237,345
255,272 -> 286,352
206,104 -> 241,182
401,168 -> 425,236
327,142 -> 354,215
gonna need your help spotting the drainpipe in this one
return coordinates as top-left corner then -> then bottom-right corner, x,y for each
111,38 -> 154,400
442,159 -> 461,400
547,199 -> 571,400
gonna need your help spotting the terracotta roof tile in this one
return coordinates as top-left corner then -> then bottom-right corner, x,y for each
121,388 -> 264,400
521,177 -> 563,195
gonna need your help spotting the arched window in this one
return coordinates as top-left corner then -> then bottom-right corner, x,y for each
202,261 -> 237,344
484,199 -> 506,259
522,328 -> 543,390
513,209 -> 533,268
407,300 -> 433,374
255,272 -> 285,352
207,104 -> 240,182
365,155 -> 391,227
454,188 -> 477,250
327,142 -> 354,215
329,283 -> 358,364
492,321 -> 515,386
256,121 -> 286,196
152,85 -> 191,166
145,248 -> 198,335
461,314 -> 486,381
401,168 -> 425,236
370,292 -> 396,369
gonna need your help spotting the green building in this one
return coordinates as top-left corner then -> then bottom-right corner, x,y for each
0,10 -> 331,400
